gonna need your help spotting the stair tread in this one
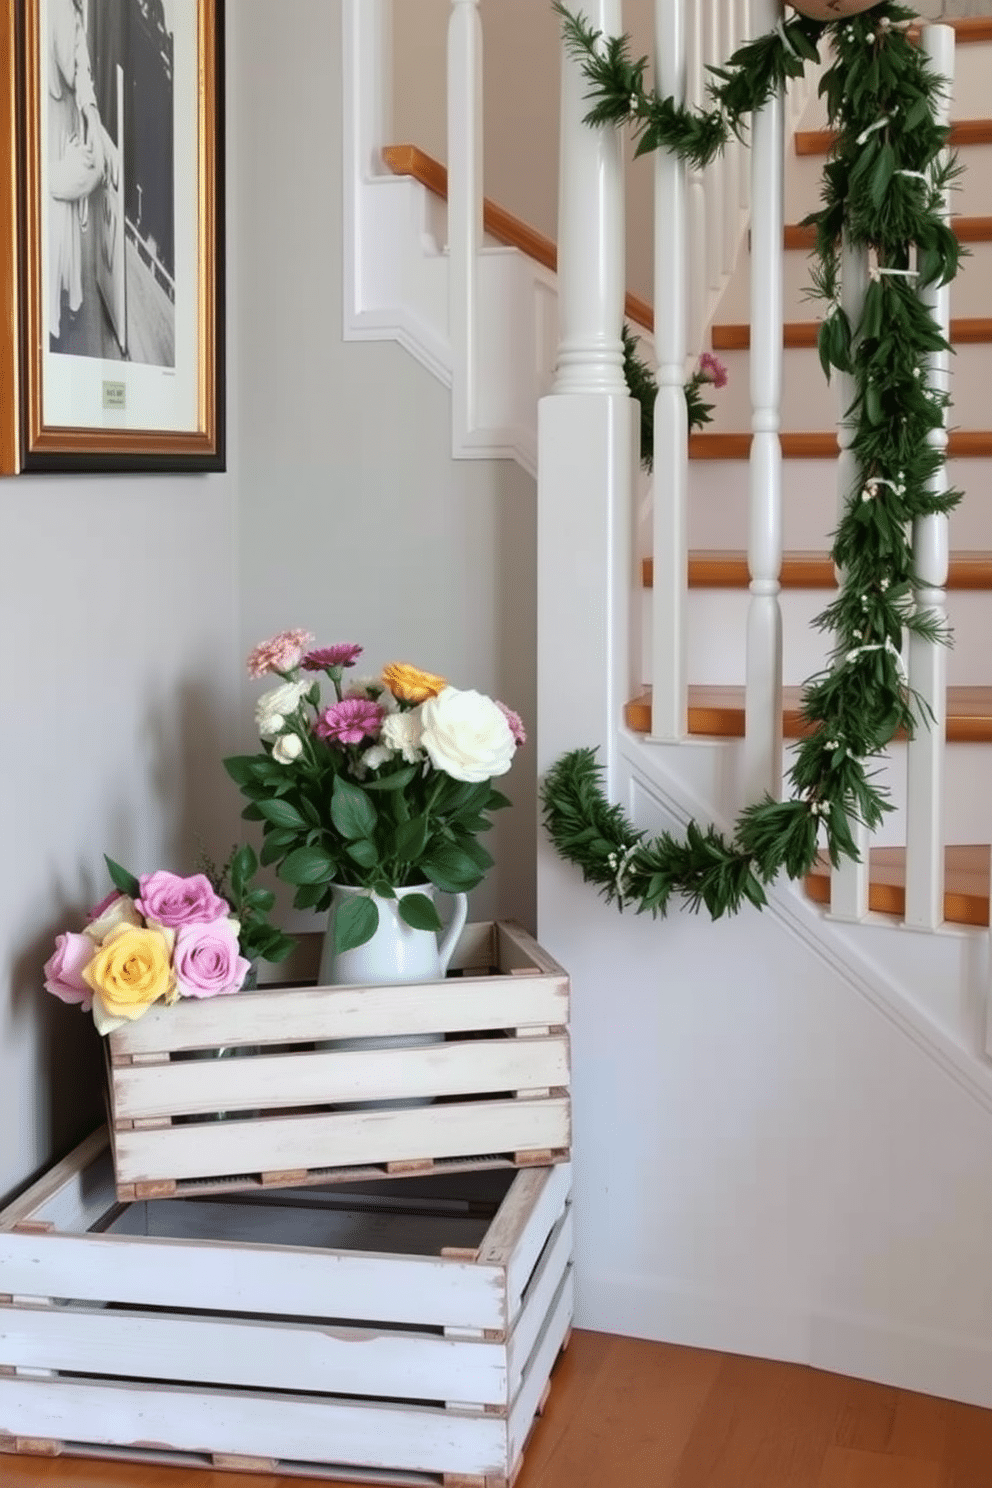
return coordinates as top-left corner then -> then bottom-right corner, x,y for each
626,686 -> 992,742
796,119 -> 992,156
690,431 -> 992,459
711,318 -> 992,350
644,551 -> 992,590
805,845 -> 990,927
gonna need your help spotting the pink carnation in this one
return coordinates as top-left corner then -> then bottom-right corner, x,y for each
303,643 -> 364,672
697,352 -> 728,389
314,698 -> 384,746
247,629 -> 315,678
496,702 -> 527,746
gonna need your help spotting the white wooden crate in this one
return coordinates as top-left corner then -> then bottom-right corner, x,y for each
105,921 -> 570,1201
0,1127 -> 574,1486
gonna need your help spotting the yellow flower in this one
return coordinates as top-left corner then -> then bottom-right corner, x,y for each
82,922 -> 176,1022
382,661 -> 447,705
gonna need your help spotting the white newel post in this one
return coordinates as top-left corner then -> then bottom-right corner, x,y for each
830,235 -> 870,921
448,0 -> 483,454
650,0 -> 689,742
743,0 -> 784,802
905,24 -> 954,929
538,0 -> 634,800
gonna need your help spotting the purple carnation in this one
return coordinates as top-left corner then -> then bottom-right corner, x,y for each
314,697 -> 384,745
697,352 -> 728,389
303,643 -> 364,672
496,702 -> 527,746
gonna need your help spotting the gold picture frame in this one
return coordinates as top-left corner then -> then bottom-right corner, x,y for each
2,0 -> 224,473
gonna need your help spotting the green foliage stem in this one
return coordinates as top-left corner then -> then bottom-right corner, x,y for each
545,4 -> 962,921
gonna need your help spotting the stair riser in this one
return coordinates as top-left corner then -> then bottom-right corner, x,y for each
785,142 -> 992,222
687,458 -> 992,550
704,341 -> 992,434
656,589 -> 992,688
717,240 -> 992,326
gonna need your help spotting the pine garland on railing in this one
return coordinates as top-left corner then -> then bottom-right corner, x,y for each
543,2 -> 962,920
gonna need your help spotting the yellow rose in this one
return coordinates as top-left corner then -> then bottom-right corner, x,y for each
382,661 -> 447,704
82,922 -> 176,1022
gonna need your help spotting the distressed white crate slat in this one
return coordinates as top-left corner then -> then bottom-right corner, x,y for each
112,1095 -> 570,1190
113,1036 -> 570,1121
0,1134 -> 573,1485
105,921 -> 571,1199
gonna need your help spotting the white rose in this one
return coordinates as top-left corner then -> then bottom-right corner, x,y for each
83,894 -> 143,945
380,709 -> 425,763
256,680 -> 308,740
419,687 -> 515,783
361,743 -> 395,772
272,733 -> 303,764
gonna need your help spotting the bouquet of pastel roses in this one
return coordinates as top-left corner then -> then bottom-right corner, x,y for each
224,631 -> 525,954
43,848 -> 295,1035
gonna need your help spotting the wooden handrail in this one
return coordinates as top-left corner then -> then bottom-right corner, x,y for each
712,318 -> 992,350
689,431 -> 992,460
797,118 -> 992,156
784,217 -> 992,251
382,144 -> 655,332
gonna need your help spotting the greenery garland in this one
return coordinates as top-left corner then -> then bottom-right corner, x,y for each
543,2 -> 962,920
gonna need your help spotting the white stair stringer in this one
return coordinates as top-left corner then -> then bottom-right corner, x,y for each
617,728 -> 992,1109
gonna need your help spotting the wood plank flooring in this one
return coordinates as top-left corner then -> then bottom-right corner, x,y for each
4,1332 -> 992,1487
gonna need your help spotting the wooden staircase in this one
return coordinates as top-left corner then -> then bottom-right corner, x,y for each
626,18 -> 992,929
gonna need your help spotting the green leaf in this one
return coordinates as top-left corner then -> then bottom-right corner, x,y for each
398,893 -> 443,933
486,789 -> 513,812
222,755 -> 258,787
278,845 -> 337,886
292,881 -> 329,911
244,887 -> 275,913
363,766 -> 418,794
104,854 -> 140,899
330,777 -> 378,841
333,895 -> 379,954
422,844 -> 483,891
257,798 -> 309,830
393,815 -> 430,862
345,838 -> 380,869
230,844 -> 257,896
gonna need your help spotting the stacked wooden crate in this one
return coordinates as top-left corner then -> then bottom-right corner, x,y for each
0,922 -> 573,1486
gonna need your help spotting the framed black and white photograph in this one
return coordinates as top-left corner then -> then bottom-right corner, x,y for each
9,0 -> 224,471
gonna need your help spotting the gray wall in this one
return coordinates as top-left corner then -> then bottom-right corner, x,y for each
1,0 -> 538,1207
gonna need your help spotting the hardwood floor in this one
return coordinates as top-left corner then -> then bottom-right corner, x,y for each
3,1332 -> 992,1486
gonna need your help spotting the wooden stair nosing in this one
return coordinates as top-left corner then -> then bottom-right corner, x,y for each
796,118 -> 992,156
689,430 -> 992,460
907,17 -> 992,44
711,317 -> 992,351
785,217 -> 992,251
645,551 -> 992,592
625,686 -> 992,745
805,845 -> 991,929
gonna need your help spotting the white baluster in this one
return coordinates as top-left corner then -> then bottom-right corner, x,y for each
738,0 -> 752,211
686,0 -> 707,358
705,0 -> 724,295
554,0 -> 626,395
722,2 -> 740,274
650,0 -> 688,741
538,1 -> 634,797
905,24 -> 954,929
830,235 -> 870,921
743,0 -> 783,802
448,0 -> 483,449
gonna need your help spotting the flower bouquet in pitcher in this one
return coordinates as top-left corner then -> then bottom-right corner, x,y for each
224,631 -> 526,984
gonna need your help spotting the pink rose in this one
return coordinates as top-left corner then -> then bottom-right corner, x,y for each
172,918 -> 251,999
44,932 -> 95,1008
136,872 -> 229,930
